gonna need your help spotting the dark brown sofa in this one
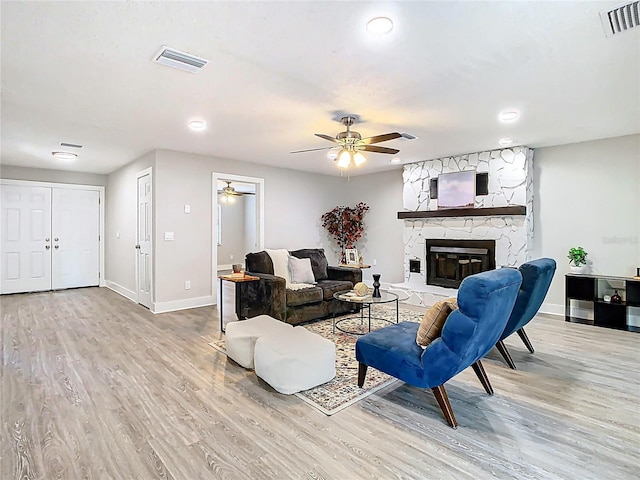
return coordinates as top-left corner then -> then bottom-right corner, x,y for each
240,248 -> 362,325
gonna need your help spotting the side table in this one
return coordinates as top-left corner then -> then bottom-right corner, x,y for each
218,274 -> 260,333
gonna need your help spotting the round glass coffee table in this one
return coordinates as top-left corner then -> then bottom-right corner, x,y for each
332,290 -> 399,335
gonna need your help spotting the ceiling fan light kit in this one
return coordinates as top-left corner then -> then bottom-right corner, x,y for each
292,115 -> 402,170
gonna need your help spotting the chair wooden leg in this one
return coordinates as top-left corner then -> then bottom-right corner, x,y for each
517,328 -> 535,353
471,360 -> 494,395
496,340 -> 517,370
431,385 -> 458,429
357,363 -> 368,387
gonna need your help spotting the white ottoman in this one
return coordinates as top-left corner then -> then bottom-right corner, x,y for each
254,326 -> 336,395
225,315 -> 292,369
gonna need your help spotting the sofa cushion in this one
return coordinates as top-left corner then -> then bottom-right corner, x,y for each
290,248 -> 329,281
246,251 -> 273,275
317,279 -> 354,300
286,286 -> 323,307
289,256 -> 316,284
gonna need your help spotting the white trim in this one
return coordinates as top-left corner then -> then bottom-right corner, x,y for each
152,295 -> 215,314
0,179 -> 106,287
539,302 -> 564,317
0,178 -> 102,190
105,280 -> 137,302
212,172 -> 265,305
217,264 -> 233,271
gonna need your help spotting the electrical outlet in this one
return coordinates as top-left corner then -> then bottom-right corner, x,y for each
184,280 -> 191,290
373,259 -> 377,266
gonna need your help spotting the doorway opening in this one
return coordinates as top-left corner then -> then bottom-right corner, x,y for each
212,173 -> 264,288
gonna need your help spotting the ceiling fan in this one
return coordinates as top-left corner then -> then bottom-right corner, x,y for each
218,181 -> 255,197
290,116 -> 402,168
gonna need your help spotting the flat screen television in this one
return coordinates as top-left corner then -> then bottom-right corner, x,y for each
437,170 -> 476,209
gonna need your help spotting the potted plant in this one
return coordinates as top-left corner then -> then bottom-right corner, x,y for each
568,246 -> 588,273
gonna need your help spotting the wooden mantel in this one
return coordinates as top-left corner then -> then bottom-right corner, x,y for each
397,206 -> 526,219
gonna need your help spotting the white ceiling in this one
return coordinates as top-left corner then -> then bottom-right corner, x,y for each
1,1 -> 638,177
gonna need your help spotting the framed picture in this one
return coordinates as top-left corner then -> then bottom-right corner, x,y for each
345,248 -> 359,265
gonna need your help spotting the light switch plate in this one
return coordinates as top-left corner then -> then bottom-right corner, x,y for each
184,204 -> 191,214
164,232 -> 174,241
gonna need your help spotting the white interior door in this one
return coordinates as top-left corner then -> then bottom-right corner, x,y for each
51,188 -> 100,289
0,185 -> 52,294
136,171 -> 152,308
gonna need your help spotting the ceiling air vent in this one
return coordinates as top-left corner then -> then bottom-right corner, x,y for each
601,1 -> 640,37
153,46 -> 208,73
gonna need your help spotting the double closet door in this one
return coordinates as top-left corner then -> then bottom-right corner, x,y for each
0,183 -> 101,294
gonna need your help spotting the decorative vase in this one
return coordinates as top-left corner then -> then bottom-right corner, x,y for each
570,265 -> 587,274
372,274 -> 381,298
611,290 -> 622,304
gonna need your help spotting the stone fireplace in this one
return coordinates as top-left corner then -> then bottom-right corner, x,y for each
390,147 -> 534,306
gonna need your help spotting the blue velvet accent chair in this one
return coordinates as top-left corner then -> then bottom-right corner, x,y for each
494,258 -> 557,369
355,268 -> 522,428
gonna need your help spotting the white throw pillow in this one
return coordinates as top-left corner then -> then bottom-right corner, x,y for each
288,256 -> 316,284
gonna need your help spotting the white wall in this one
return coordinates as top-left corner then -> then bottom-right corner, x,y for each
105,151 -> 156,299
0,165 -> 107,186
341,169 -> 405,284
244,195 -> 257,257
150,149 -> 344,307
530,134 -> 640,313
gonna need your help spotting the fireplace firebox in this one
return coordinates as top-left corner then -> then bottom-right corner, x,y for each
426,239 -> 496,288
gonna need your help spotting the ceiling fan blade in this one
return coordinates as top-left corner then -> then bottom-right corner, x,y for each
314,133 -> 339,143
361,132 -> 402,145
362,145 -> 400,154
290,146 -> 334,154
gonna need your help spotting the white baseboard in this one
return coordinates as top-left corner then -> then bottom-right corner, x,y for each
539,302 -> 564,317
217,264 -> 232,271
152,295 -> 215,314
105,280 -> 136,303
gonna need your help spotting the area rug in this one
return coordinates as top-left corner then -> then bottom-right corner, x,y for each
208,305 -> 423,415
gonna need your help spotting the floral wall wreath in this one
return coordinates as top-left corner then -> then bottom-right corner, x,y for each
321,202 -> 369,263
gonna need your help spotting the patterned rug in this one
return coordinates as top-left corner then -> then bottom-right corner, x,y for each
209,305 -> 423,415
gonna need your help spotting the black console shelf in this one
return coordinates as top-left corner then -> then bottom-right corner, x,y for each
565,274 -> 640,332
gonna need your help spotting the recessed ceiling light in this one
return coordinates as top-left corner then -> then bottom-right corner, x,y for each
188,120 -> 207,131
366,17 -> 394,35
52,151 -> 77,161
499,138 -> 513,146
391,157 -> 401,164
499,110 -> 519,122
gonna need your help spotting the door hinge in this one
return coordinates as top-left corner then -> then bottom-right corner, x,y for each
98,234 -> 101,241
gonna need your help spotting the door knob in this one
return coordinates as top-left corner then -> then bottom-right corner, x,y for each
54,245 -> 59,249
54,238 -> 59,242
135,245 -> 141,249
45,238 -> 50,242
45,245 -> 50,249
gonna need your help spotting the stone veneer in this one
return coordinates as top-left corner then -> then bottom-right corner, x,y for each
393,147 -> 534,306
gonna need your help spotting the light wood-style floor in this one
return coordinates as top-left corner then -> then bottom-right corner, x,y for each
1,286 -> 639,480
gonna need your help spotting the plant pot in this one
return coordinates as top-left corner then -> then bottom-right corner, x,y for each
570,265 -> 587,274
